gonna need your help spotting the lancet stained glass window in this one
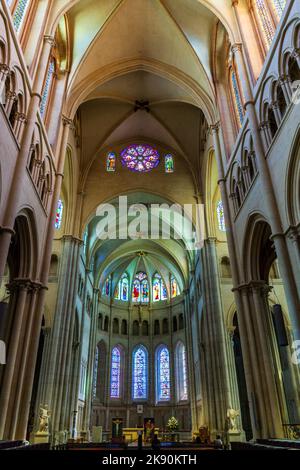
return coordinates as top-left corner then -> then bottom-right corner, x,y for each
165,154 -> 174,173
55,199 -> 63,229
230,68 -> 244,127
40,59 -> 55,118
106,152 -> 116,172
272,0 -> 286,18
255,0 -> 275,48
133,346 -> 148,399
13,0 -> 29,32
110,347 -> 121,398
217,200 -> 226,232
153,273 -> 167,302
102,277 -> 111,296
115,273 -> 129,301
121,144 -> 160,173
92,347 -> 99,400
171,276 -> 179,298
176,341 -> 188,401
132,272 -> 149,303
156,346 -> 170,401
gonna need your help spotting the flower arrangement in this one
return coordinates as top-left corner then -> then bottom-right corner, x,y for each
167,416 -> 179,432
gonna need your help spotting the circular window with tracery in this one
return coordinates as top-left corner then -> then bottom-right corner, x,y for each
120,144 -> 160,173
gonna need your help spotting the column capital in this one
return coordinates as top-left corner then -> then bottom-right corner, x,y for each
0,63 -> 10,75
62,114 -> 74,129
249,280 -> 273,298
44,35 -> 55,47
6,90 -> 17,101
62,234 -> 83,245
292,48 -> 300,60
6,278 -> 43,293
217,177 -> 226,185
0,225 -> 15,236
279,74 -> 289,83
231,43 -> 243,54
270,100 -> 279,110
209,121 -> 220,134
15,112 -> 27,124
285,224 -> 300,242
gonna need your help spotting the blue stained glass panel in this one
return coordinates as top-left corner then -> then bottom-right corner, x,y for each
55,199 -> 63,229
231,69 -> 244,126
13,0 -> 29,32
158,347 -> 170,401
217,200 -> 226,232
40,59 -> 55,118
110,347 -> 121,398
133,346 -> 147,399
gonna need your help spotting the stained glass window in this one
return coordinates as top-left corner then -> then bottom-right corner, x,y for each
272,0 -> 286,18
40,59 -> 55,118
115,273 -> 129,301
106,152 -> 116,172
217,200 -> 226,232
153,273 -> 168,302
156,346 -> 170,401
92,347 -> 99,399
175,341 -> 188,401
55,199 -> 63,229
230,68 -> 244,127
171,276 -> 179,298
254,0 -> 275,48
13,0 -> 29,32
110,347 -> 121,398
132,272 -> 149,303
121,144 -> 160,173
132,346 -> 148,400
83,229 -> 88,255
102,277 -> 111,296
165,154 -> 174,173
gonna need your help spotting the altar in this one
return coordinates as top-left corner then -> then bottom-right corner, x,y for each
122,427 -> 159,443
122,428 -> 143,443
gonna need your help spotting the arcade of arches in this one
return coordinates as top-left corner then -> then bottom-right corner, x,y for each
0,0 -> 300,446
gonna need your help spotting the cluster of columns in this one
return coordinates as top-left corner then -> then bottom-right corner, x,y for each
210,35 -> 300,439
0,1 -> 74,439
199,238 -> 242,437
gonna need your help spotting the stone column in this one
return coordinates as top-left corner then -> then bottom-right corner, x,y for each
0,64 -> 10,97
202,238 -> 241,437
0,35 -> 55,283
251,283 -> 284,437
10,283 -> 40,438
82,288 -> 99,438
270,101 -> 281,126
0,280 -> 29,438
210,123 -> 260,438
40,236 -> 81,433
232,43 -> 300,341
8,115 -> 74,439
279,75 -> 292,103
183,289 -> 198,433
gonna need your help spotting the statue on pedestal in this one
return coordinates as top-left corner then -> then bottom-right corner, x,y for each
38,405 -> 51,434
226,408 -> 240,432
